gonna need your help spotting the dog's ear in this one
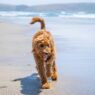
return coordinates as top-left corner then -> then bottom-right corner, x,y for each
51,48 -> 53,52
34,38 -> 38,43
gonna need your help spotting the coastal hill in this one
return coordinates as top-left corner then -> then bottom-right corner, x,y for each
0,3 -> 95,13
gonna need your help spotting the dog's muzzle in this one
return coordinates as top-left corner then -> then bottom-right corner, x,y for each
43,53 -> 48,61
43,53 -> 51,62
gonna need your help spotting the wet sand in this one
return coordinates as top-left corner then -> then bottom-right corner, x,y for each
0,20 -> 95,95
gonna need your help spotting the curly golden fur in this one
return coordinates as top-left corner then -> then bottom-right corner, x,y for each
30,17 -> 57,89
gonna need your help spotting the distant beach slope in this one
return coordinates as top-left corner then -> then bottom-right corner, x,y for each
0,3 -> 95,12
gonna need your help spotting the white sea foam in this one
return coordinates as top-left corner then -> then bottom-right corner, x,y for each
72,14 -> 95,18
0,11 -> 95,18
0,11 -> 40,17
59,11 -> 95,18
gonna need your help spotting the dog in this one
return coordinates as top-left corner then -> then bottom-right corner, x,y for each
30,17 -> 57,89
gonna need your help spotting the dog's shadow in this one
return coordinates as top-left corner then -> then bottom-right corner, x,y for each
13,73 -> 42,95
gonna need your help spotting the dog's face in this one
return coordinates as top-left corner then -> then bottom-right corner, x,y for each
34,36 -> 52,61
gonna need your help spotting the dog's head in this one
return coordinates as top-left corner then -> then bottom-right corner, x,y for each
34,35 -> 52,61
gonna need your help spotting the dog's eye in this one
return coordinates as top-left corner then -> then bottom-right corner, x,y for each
40,44 -> 44,48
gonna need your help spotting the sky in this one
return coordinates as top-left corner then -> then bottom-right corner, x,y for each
0,0 -> 95,5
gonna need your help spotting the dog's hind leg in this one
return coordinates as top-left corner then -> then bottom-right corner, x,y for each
51,61 -> 58,81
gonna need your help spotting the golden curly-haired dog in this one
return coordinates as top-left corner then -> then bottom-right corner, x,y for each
30,17 -> 57,89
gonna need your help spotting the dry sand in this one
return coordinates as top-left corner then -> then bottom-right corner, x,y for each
0,21 -> 95,95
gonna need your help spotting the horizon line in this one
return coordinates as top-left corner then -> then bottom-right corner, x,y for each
0,2 -> 95,6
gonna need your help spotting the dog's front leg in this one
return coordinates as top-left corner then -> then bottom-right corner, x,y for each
46,63 -> 52,78
37,62 -> 50,89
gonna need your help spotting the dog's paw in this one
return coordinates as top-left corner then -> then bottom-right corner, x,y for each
42,82 -> 50,89
51,72 -> 58,81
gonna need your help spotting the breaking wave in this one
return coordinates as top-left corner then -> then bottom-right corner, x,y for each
0,11 -> 95,18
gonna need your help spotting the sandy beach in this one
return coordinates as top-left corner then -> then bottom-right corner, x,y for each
0,18 -> 95,95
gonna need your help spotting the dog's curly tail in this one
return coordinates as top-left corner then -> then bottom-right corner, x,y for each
30,17 -> 46,30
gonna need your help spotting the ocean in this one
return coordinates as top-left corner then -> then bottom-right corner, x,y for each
0,11 -> 95,25
0,11 -> 95,18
